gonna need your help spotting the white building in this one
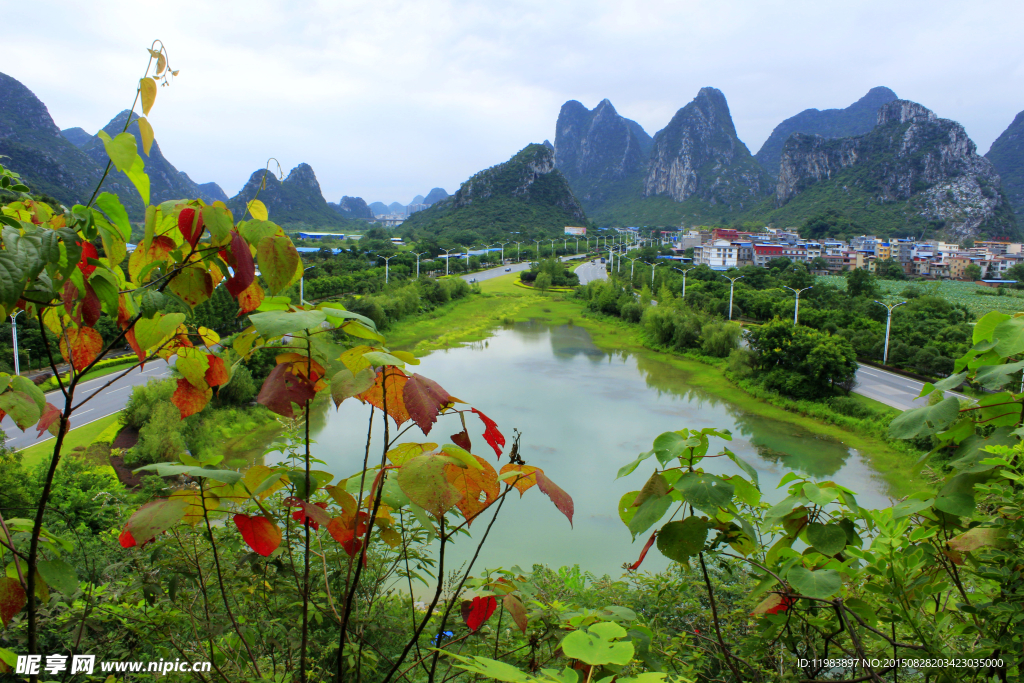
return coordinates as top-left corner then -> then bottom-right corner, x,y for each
694,239 -> 738,268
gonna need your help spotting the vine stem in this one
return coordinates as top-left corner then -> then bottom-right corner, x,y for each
697,552 -> 747,682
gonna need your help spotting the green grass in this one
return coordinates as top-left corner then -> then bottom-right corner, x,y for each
19,411 -> 122,468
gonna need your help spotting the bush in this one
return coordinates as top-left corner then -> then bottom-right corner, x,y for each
122,379 -> 176,430
217,364 -> 257,405
700,321 -> 741,358
129,402 -> 187,465
620,301 -> 643,323
825,395 -> 875,419
727,347 -> 755,378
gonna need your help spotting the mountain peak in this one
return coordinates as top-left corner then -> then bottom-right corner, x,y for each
877,99 -> 937,126
643,87 -> 768,207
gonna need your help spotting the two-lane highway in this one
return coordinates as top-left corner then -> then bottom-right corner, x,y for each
2,360 -> 173,452
853,363 -> 966,412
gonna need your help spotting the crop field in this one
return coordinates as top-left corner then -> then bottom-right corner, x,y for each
815,275 -> 1024,317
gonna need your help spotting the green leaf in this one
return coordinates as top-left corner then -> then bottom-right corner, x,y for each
787,566 -> 842,599
440,444 -> 483,470
934,472 -> 988,517
973,311 -> 1010,344
947,526 -> 1009,552
764,494 -> 804,525
844,598 -> 877,626
627,495 -> 672,538
918,371 -> 967,398
330,367 -> 375,407
802,482 -> 839,507
888,397 -> 961,439
725,449 -> 759,487
98,131 -> 139,172
10,376 -> 45,415
125,155 -> 150,206
617,450 -> 655,479
321,307 -> 378,331
993,315 -> 1024,357
94,193 -> 132,240
891,497 -> 934,520
133,464 -> 243,484
977,391 -> 1021,428
618,491 -> 640,528
249,309 -> 327,338
656,517 -> 709,562
89,271 -> 120,316
0,250 -> 21,310
974,361 -> 1024,391
560,622 -> 634,667
37,560 -> 78,596
632,472 -> 669,508
257,235 -> 300,294
652,431 -> 702,466
362,351 -> 406,367
0,390 -> 42,431
126,498 -> 189,545
201,205 -> 234,243
674,471 -> 733,514
396,454 -> 463,519
443,653 -> 532,682
805,523 -> 847,556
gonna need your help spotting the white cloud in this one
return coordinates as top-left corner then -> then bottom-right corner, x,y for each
4,0 -> 1023,204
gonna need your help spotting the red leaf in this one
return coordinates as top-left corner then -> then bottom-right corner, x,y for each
81,283 -> 101,327
450,429 -> 472,452
327,512 -> 369,560
535,470 -> 574,528
257,362 -> 318,417
233,514 -> 282,556
766,595 -> 796,615
59,326 -> 104,371
236,280 -> 264,314
502,594 -> 528,634
472,408 -> 505,458
357,368 -> 410,427
226,230 -> 255,296
287,499 -> 331,530
119,527 -> 137,548
125,328 -> 146,366
0,577 -> 27,628
35,403 -> 61,438
205,355 -> 229,387
462,596 -> 497,631
171,377 -> 212,419
402,373 -> 451,436
77,241 -> 98,277
629,532 -> 657,571
177,208 -> 205,249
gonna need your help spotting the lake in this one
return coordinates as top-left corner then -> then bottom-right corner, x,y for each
291,321 -> 894,578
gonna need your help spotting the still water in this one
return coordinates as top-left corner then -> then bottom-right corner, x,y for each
297,321 -> 894,578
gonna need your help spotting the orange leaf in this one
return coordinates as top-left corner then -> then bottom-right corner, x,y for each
0,577 -> 27,628
59,326 -> 104,371
171,377 -> 211,418
276,352 -> 326,379
35,402 -> 61,438
237,280 -> 264,314
128,234 -> 176,284
356,368 -> 410,427
445,454 -> 499,526
499,463 -> 540,496
535,470 -> 574,528
205,356 -> 229,387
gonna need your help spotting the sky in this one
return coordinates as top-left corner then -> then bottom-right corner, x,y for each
5,0 -> 1024,206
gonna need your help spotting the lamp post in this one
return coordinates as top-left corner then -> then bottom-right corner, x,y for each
575,237 -> 580,253
672,266 -> 694,300
550,239 -> 557,257
874,300 -> 906,365
722,274 -> 744,321
10,310 -> 22,375
299,265 -> 315,304
783,286 -> 813,325
644,260 -> 660,287
380,255 -> 396,284
626,257 -> 641,283
496,242 -> 508,263
441,248 -> 457,276
534,239 -> 542,259
414,252 -> 427,278
514,242 -> 523,262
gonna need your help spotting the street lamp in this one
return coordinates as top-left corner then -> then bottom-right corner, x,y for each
672,266 -> 694,300
783,286 -> 812,325
513,241 -> 523,262
534,240 -> 542,259
575,237 -> 580,253
414,252 -> 427,279
299,265 -> 315,304
496,242 -> 508,263
722,274 -> 744,321
441,248 -> 457,276
10,310 -> 22,375
550,239 -> 557,257
380,255 -> 397,284
874,300 -> 906,365
626,257 -> 641,283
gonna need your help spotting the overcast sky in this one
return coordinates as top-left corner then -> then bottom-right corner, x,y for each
6,0 -> 1024,206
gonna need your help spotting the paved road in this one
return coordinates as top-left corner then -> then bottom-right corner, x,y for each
2,360 -> 173,452
575,260 -> 609,285
459,254 -> 598,284
853,364 -> 966,412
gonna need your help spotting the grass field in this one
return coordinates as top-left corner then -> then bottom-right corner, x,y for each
816,275 -> 1024,317
19,412 -> 122,468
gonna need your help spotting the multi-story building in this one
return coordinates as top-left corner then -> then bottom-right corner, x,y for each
694,239 -> 738,268
734,242 -> 754,267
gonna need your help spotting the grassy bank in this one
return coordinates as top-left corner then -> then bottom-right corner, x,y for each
19,411 -> 122,468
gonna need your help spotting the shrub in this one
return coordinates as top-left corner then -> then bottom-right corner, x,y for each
122,378 -> 176,430
217,364 -> 257,405
620,301 -> 643,323
128,402 -> 187,465
700,321 -> 741,357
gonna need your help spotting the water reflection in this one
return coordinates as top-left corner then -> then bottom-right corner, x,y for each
287,322 -> 892,578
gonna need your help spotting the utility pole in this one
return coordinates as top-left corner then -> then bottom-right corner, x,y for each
514,242 -> 523,262
783,286 -> 813,325
11,310 -> 22,375
380,255 -> 396,284
441,248 -> 457,276
672,266 -> 694,300
626,257 -> 641,283
299,265 -> 315,304
414,252 -> 427,278
496,242 -> 508,263
874,300 -> 906,365
722,274 -> 744,321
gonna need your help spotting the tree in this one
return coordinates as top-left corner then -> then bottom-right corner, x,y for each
964,263 -> 982,281
875,258 -> 906,280
535,272 -> 552,292
747,319 -> 858,398
845,267 -> 879,298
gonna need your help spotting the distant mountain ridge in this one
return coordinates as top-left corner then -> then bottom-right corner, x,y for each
755,87 -> 898,177
403,144 -> 586,240
986,110 -> 1024,220
228,164 -> 359,228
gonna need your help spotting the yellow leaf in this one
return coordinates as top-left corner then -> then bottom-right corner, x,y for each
156,53 -> 166,75
138,117 -> 155,156
247,199 -> 268,221
140,77 -> 157,116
